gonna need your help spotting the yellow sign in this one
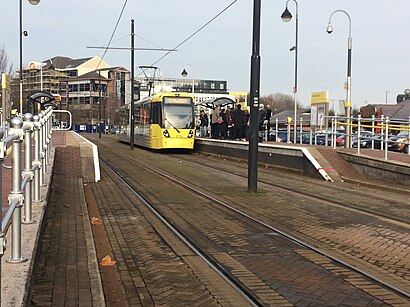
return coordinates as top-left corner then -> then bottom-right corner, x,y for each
311,91 -> 329,104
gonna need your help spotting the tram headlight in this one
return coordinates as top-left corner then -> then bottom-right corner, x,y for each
188,130 -> 194,138
163,130 -> 170,138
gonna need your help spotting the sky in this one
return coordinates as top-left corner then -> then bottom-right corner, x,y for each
1,0 -> 409,111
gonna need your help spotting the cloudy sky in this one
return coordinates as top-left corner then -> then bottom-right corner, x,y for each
2,0 -> 409,110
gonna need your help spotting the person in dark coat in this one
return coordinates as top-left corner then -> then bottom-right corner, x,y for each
219,108 -> 228,139
232,104 -> 245,140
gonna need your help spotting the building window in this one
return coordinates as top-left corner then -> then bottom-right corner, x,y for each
79,83 -> 89,92
68,70 -> 78,78
211,83 -> 215,90
220,83 -> 225,90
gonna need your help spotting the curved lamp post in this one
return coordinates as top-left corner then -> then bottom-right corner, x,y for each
181,64 -> 195,102
19,0 -> 41,114
326,10 -> 352,148
281,0 -> 298,144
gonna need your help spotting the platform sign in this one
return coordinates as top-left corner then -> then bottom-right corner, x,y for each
1,73 -> 12,126
310,91 -> 329,128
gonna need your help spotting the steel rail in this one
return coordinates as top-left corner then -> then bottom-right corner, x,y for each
172,154 -> 410,227
98,146 -> 410,300
100,158 -> 261,307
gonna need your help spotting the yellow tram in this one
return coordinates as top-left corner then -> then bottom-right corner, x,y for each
122,92 -> 195,149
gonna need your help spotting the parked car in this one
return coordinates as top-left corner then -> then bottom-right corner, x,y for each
352,134 -> 382,149
388,131 -> 409,153
315,134 -> 332,146
335,134 -> 345,147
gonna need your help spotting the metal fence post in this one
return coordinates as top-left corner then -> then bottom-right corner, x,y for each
22,113 -> 34,224
371,115 -> 375,149
357,115 -> 361,155
299,117 -> 302,144
408,116 -> 410,156
275,118 -> 278,142
39,113 -> 46,185
380,115 -> 385,151
33,115 -> 42,201
6,117 -> 27,263
384,117 -> 389,160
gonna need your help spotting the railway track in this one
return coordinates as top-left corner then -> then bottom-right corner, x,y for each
170,152 -> 410,227
90,137 -> 410,305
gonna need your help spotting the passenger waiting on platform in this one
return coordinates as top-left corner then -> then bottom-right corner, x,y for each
219,108 -> 228,139
232,104 -> 245,140
211,106 -> 220,139
199,110 -> 209,138
226,109 -> 234,139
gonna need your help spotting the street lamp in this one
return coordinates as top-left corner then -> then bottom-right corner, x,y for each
181,64 -> 195,102
326,10 -> 352,148
281,0 -> 298,144
19,0 -> 40,114
385,90 -> 389,105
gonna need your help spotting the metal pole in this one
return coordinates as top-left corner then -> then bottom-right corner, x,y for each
39,113 -> 45,186
23,113 -> 34,223
247,0 -> 261,193
327,10 -> 352,149
98,71 -> 101,139
275,118 -> 278,142
19,0 -> 23,115
130,19 -> 135,150
371,115 -> 375,149
357,115 -> 361,155
41,112 -> 47,175
293,1 -> 298,144
7,117 -> 27,263
33,115 -> 41,201
384,117 -> 389,160
380,115 -> 384,151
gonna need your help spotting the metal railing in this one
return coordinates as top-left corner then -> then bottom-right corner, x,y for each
267,115 -> 410,161
0,107 -> 53,306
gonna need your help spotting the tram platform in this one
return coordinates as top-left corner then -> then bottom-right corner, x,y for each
195,138 -> 410,188
2,131 -> 409,306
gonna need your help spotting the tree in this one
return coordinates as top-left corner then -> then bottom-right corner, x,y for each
260,93 -> 302,113
0,46 -> 13,75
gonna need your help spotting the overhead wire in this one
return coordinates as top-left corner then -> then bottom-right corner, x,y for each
95,0 -> 128,71
138,0 -> 239,76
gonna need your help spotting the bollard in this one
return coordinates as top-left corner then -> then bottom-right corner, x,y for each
22,114 -> 34,224
33,115 -> 42,202
6,117 -> 27,263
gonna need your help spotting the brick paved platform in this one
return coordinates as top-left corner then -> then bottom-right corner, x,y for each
1,131 -> 102,306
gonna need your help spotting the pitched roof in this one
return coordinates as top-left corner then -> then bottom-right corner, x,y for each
49,56 -> 92,70
369,100 -> 410,119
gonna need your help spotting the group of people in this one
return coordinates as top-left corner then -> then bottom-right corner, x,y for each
198,103 -> 271,140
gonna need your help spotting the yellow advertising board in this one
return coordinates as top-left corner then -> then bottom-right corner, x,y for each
311,91 -> 329,104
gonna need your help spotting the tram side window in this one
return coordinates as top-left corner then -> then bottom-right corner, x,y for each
150,103 -> 162,125
135,107 -> 142,125
143,103 -> 151,125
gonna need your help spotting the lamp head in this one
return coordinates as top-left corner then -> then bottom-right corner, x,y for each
28,0 -> 40,5
281,7 -> 292,22
290,46 -> 296,51
326,24 -> 333,34
181,69 -> 188,78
